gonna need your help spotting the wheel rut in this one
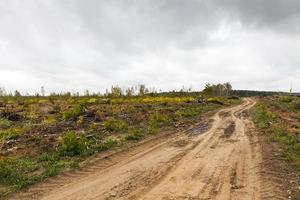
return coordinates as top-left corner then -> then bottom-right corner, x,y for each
10,98 -> 284,200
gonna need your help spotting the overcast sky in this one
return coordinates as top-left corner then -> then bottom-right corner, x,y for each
0,0 -> 299,94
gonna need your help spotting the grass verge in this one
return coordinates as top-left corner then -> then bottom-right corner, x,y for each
251,103 -> 300,170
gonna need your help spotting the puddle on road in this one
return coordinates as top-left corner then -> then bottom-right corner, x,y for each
185,123 -> 211,137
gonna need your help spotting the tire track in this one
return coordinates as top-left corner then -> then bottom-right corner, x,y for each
10,98 -> 283,200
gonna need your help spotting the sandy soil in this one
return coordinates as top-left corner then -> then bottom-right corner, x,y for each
11,98 -> 286,200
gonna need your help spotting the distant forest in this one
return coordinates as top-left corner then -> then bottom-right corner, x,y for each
0,83 -> 297,98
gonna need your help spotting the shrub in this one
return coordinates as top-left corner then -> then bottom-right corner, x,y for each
58,131 -> 88,156
88,123 -> 97,132
76,116 -> 84,126
0,127 -> 24,141
251,102 -> 300,170
0,118 -> 12,129
206,98 -> 224,105
38,99 -> 48,104
293,101 -> 300,110
38,152 -> 59,162
62,105 -> 83,121
0,158 -> 39,189
175,108 -> 201,118
149,112 -> 169,125
23,99 -> 37,107
38,152 -> 62,177
251,104 -> 277,128
279,96 -> 293,103
97,138 -> 118,151
43,115 -> 57,125
104,118 -> 127,132
148,112 -> 170,132
125,128 -> 143,141
87,98 -> 97,104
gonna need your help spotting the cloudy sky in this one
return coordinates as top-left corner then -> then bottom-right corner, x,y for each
0,0 -> 300,94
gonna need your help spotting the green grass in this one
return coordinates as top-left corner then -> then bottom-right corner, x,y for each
0,118 -> 12,129
125,128 -> 144,141
58,131 -> 88,156
0,94 -> 239,197
0,127 -> 24,141
251,104 -> 277,128
96,138 -> 119,151
103,118 -> 127,132
175,107 -> 202,118
0,158 -> 39,191
279,95 -> 293,103
251,103 -> 300,171
62,104 -> 83,121
148,112 -> 171,133
293,101 -> 300,110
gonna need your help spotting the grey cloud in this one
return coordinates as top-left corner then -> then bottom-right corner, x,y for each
0,0 -> 299,94
213,0 -> 300,32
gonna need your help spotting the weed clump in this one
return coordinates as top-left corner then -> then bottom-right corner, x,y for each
148,112 -> 170,133
62,105 -> 83,121
0,127 -> 24,141
0,118 -> 12,129
96,138 -> 118,151
104,118 -> 127,132
0,158 -> 39,190
87,98 -> 97,104
206,98 -> 224,105
125,128 -> 143,141
293,101 -> 300,110
251,102 -> 300,170
58,131 -> 88,156
251,104 -> 277,128
279,96 -> 293,103
175,108 -> 201,118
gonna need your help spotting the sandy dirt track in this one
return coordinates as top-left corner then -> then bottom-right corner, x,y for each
12,98 -> 284,200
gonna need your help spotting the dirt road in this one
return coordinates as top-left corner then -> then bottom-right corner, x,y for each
13,98 -> 283,200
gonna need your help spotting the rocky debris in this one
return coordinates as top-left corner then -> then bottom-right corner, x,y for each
196,96 -> 206,104
81,109 -> 104,123
0,110 -> 23,121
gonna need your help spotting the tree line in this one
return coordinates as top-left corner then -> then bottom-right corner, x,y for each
0,83 -> 290,98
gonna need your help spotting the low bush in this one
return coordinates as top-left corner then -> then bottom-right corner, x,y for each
251,103 -> 300,170
125,128 -> 143,141
279,96 -> 293,103
43,115 -> 57,125
104,118 -> 127,132
293,101 -> 300,110
206,98 -> 224,105
87,98 -> 97,104
0,127 -> 24,141
251,104 -> 277,128
0,118 -> 12,129
38,152 -> 73,177
148,112 -> 170,133
0,158 -> 39,190
96,138 -> 118,151
58,131 -> 88,156
62,105 -> 83,121
175,108 -> 201,118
